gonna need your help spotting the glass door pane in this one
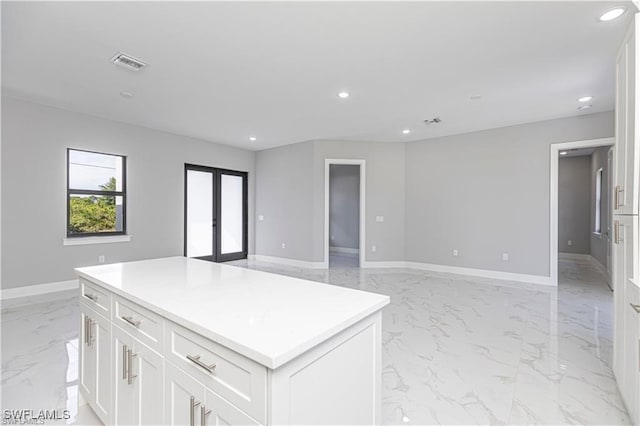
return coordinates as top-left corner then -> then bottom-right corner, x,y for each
186,170 -> 213,258
220,174 -> 244,255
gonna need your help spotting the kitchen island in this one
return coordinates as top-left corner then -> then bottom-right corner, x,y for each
75,257 -> 390,425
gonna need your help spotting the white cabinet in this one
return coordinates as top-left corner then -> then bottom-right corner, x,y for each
615,14 -> 639,215
79,302 -> 111,424
165,362 -> 259,426
623,281 -> 640,424
113,324 -> 164,425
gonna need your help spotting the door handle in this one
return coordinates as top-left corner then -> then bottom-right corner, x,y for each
190,396 -> 201,426
614,221 -> 621,244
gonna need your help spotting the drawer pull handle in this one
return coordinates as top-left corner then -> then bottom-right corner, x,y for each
186,354 -> 216,373
630,303 -> 640,314
84,293 -> 98,302
122,316 -> 141,327
201,405 -> 212,426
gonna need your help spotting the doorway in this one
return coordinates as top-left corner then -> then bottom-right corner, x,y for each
324,159 -> 366,268
184,164 -> 248,262
550,137 -> 615,285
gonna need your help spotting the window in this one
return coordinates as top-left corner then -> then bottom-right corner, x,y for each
67,148 -> 126,237
594,167 -> 603,234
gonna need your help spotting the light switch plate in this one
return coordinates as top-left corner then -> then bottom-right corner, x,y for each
258,215 -> 264,221
376,216 -> 384,222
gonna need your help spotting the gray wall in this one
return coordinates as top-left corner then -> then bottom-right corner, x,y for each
329,165 -> 359,250
404,112 -> 614,276
558,156 -> 591,254
254,141 -> 314,261
255,140 -> 405,263
1,97 -> 256,289
590,146 -> 611,267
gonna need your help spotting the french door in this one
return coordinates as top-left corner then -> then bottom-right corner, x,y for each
184,164 -> 248,262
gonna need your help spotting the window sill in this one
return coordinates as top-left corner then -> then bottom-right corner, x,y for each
592,232 -> 602,239
63,235 -> 132,246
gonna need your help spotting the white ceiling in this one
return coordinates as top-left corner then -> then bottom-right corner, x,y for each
2,1 -> 635,151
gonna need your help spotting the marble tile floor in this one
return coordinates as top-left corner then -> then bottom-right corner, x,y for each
1,255 -> 630,425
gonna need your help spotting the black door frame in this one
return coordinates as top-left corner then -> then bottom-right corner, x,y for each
184,164 -> 248,263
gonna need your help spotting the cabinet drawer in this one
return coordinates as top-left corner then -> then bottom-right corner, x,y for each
165,321 -> 267,423
113,295 -> 163,352
80,278 -> 111,317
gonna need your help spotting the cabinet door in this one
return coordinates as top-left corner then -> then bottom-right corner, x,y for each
113,326 -> 135,426
623,281 -> 640,425
79,304 -> 96,402
614,14 -> 639,215
203,388 -> 261,426
165,362 -> 205,426
132,340 -> 164,425
93,312 -> 112,423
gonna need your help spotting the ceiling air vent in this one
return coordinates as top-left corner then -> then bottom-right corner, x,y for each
110,52 -> 148,71
423,117 -> 442,125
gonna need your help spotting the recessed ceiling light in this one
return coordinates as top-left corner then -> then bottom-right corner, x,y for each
578,104 -> 593,111
119,91 -> 134,99
249,136 -> 257,142
402,129 -> 411,135
599,7 -> 626,22
577,96 -> 593,102
560,151 -> 568,156
337,91 -> 350,99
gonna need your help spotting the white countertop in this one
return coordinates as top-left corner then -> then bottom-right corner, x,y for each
75,257 -> 389,369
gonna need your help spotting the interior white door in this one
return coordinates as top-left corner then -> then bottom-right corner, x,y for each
165,362 -> 205,426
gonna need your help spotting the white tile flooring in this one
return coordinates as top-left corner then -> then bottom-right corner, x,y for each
1,255 -> 630,425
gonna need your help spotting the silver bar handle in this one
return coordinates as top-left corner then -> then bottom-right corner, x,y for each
186,354 -> 216,373
88,318 -> 94,347
121,316 -> 141,327
127,348 -> 137,385
84,293 -> 98,302
630,303 -> 640,314
122,344 -> 128,380
201,405 -> 212,426
614,220 -> 620,244
617,186 -> 624,208
190,396 -> 201,426
84,316 -> 88,345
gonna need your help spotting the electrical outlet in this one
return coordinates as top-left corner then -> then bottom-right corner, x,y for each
281,243 -> 286,249
258,215 -> 264,221
98,255 -> 105,264
376,216 -> 384,223
502,253 -> 509,261
331,235 -> 335,241
568,240 -> 572,246
453,249 -> 458,256
371,245 -> 377,252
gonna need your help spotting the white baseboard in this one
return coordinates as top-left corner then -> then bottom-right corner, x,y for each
1,279 -> 78,300
248,255 -> 326,269
361,261 -> 406,268
404,261 -> 554,286
329,246 -> 360,255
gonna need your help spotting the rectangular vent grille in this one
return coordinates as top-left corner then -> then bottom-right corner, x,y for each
424,117 -> 442,124
111,52 -> 147,71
